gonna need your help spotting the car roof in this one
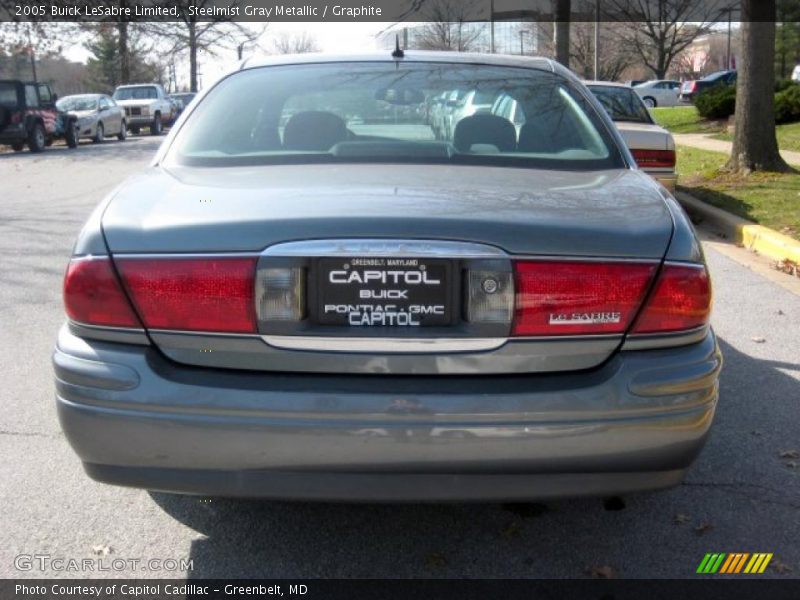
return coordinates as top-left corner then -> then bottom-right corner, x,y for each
114,83 -> 161,88
60,93 -> 103,99
584,81 -> 632,88
242,51 -> 557,73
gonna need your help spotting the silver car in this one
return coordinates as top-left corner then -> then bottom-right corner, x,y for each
55,94 -> 126,143
588,82 -> 678,191
55,53 -> 720,501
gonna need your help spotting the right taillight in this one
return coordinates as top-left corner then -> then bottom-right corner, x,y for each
632,264 -> 711,334
631,149 -> 676,169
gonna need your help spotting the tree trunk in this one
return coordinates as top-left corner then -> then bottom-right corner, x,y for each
553,0 -> 570,67
118,21 -> 130,84
189,19 -> 198,92
727,0 -> 789,173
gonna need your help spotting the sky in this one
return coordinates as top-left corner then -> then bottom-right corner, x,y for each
65,22 -> 393,89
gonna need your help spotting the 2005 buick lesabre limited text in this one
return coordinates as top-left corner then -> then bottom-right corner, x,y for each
54,51 -> 721,501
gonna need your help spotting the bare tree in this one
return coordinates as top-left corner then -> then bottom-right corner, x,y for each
271,31 -> 320,55
553,0 -> 571,67
727,0 -> 789,173
413,0 -> 483,52
145,1 -> 264,92
570,21 -> 633,80
604,0 -> 732,79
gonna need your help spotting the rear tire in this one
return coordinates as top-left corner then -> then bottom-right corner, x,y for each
11,142 -> 24,151
150,113 -> 162,135
92,122 -> 104,144
65,120 -> 79,149
117,121 -> 127,141
28,123 -> 46,153
130,126 -> 140,135
643,97 -> 657,108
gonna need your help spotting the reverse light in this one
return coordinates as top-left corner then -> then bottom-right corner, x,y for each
63,257 -> 141,328
632,264 -> 711,334
512,261 -> 657,336
465,269 -> 514,325
255,267 -> 306,322
116,257 -> 257,333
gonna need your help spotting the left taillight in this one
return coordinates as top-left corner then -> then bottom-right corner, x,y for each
115,257 -> 258,333
63,257 -> 141,328
631,149 -> 676,169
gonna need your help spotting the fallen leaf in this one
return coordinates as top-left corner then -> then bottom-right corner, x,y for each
751,336 -> 766,343
771,560 -> 793,574
425,553 -> 447,568
751,430 -> 763,437
675,513 -> 691,524
785,461 -> 798,469
502,522 -> 522,538
91,545 -> 113,556
694,522 -> 714,536
777,310 -> 785,316
779,450 -> 800,459
587,564 -> 618,579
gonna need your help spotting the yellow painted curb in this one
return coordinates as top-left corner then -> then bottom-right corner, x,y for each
740,225 -> 800,264
675,191 -> 800,265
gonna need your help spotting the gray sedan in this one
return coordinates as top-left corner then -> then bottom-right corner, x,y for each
55,52 -> 720,501
56,93 -> 126,143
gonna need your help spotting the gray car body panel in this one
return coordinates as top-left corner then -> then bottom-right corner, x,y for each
101,165 -> 672,257
55,325 -> 721,500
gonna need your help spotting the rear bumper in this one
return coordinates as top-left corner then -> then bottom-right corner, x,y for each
54,325 -> 721,500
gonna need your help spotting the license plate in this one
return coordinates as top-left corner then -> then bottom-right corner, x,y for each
317,257 -> 451,327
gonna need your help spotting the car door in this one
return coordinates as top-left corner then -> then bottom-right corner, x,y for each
101,96 -> 122,133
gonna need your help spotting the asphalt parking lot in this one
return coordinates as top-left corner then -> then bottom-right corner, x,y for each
0,136 -> 798,579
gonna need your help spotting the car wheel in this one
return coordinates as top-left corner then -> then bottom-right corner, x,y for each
150,113 -> 162,135
65,120 -> 79,149
28,123 -> 46,153
643,97 -> 657,108
93,122 -> 104,143
11,142 -> 24,152
130,126 -> 140,135
117,121 -> 127,141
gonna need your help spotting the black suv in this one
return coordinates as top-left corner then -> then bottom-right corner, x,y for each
0,80 -> 78,152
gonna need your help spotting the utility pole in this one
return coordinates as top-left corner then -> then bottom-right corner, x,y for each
490,0 -> 495,53
520,30 -> 524,55
593,0 -> 600,79
27,30 -> 37,82
725,8 -> 732,69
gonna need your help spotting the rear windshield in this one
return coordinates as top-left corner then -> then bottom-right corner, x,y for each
588,85 -> 653,124
0,82 -> 18,107
57,96 -> 98,111
113,86 -> 157,101
165,62 -> 624,170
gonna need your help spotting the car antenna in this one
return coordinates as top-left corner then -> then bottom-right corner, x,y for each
392,34 -> 404,59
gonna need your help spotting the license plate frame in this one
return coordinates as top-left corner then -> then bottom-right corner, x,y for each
316,257 -> 453,328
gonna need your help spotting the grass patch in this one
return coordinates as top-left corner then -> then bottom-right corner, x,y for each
713,121 -> 800,154
677,145 -> 800,240
651,106 -> 727,134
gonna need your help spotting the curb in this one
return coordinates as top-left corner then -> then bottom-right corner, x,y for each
675,191 -> 800,265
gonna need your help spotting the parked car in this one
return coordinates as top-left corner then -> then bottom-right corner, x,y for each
792,64 -> 800,83
447,89 -> 497,136
169,92 -> 197,118
679,70 -> 737,102
56,53 -> 718,501
56,94 -> 126,143
490,93 -> 526,137
634,80 -> 681,108
112,83 -> 174,135
0,79 -> 77,152
587,81 -> 677,191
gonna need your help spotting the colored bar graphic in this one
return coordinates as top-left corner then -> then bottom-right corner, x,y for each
701,553 -> 774,575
